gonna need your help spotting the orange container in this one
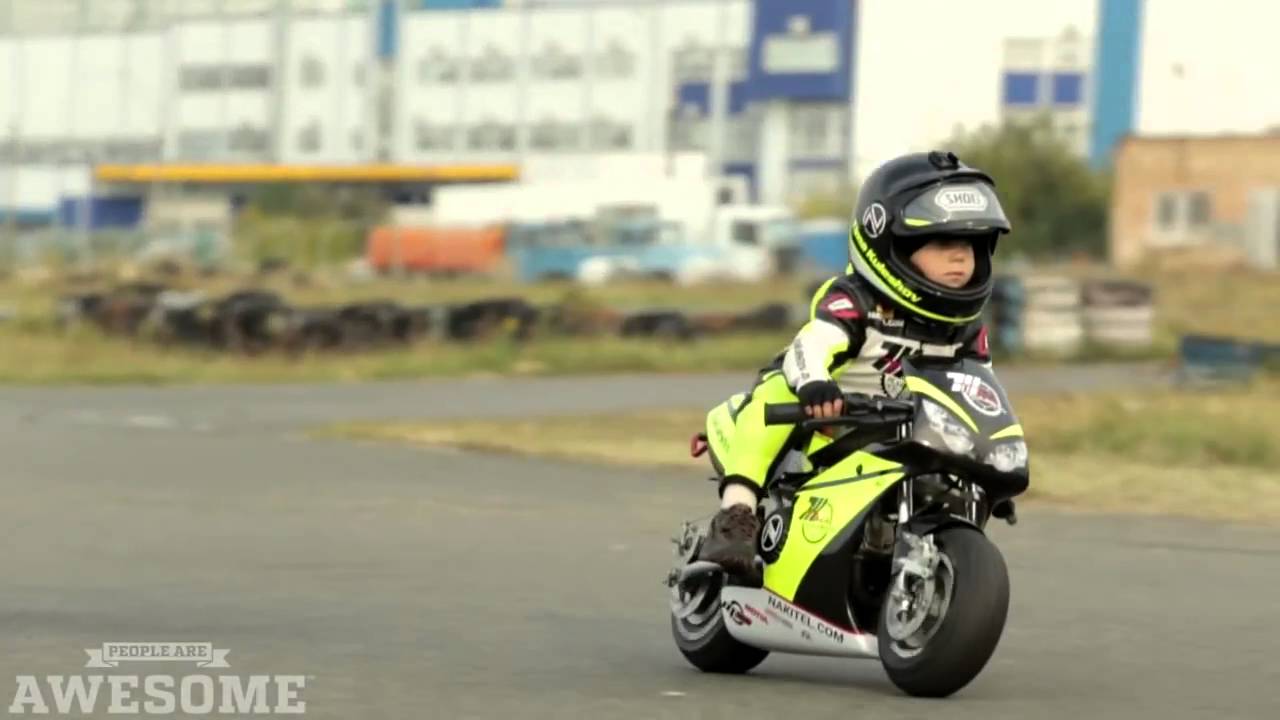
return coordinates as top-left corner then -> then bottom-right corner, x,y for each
366,226 -> 505,272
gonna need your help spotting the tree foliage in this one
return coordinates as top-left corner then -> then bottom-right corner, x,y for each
234,185 -> 390,268
944,115 -> 1112,260
791,115 -> 1113,260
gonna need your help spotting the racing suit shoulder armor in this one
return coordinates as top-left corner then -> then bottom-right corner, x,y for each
783,275 -> 873,390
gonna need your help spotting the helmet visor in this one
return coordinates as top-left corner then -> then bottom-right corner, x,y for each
896,182 -> 1010,236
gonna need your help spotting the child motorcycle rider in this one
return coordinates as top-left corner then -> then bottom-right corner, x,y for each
697,150 -> 1013,578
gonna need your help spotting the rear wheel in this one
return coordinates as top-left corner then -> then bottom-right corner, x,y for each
670,573 -> 769,674
878,526 -> 1010,697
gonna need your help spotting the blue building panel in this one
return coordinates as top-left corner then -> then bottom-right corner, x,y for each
676,81 -> 750,117
723,162 -> 757,202
415,0 -> 500,9
1090,0 -> 1145,167
746,0 -> 856,102
58,196 -> 144,230
377,0 -> 399,60
1052,72 -> 1085,105
1002,72 -> 1040,106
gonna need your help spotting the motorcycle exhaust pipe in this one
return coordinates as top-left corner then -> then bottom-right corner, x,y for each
677,561 -> 725,585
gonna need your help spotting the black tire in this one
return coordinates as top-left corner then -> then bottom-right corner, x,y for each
878,526 -> 1010,698
670,580 -> 769,674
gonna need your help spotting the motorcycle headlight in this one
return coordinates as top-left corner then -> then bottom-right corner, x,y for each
985,441 -> 1029,473
920,400 -> 976,456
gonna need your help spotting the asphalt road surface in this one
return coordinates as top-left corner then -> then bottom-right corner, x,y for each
4,366 -> 1279,719
0,362 -> 1167,434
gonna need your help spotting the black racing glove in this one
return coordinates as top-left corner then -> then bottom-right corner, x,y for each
796,380 -> 844,416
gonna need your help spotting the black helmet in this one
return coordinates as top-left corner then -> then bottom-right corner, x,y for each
848,150 -> 1011,327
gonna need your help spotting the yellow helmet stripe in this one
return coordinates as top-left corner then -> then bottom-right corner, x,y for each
848,226 -> 984,324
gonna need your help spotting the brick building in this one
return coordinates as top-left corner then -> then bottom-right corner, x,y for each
1109,133 -> 1280,269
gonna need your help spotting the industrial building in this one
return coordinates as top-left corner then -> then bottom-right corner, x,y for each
1,0 -> 1274,258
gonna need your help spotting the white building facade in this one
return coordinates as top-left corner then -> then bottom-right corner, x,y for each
0,0 -> 1270,225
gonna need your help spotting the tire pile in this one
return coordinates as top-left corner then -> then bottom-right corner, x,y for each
54,282 -> 796,356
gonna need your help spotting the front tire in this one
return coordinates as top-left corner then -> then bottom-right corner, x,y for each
670,575 -> 769,674
878,526 -> 1010,697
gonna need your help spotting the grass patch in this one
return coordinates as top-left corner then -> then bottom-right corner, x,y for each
0,266 -> 1275,384
0,323 -> 794,385
1017,388 -> 1280,468
320,380 -> 1280,524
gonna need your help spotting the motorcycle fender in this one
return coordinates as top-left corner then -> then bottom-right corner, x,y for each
901,513 -> 983,539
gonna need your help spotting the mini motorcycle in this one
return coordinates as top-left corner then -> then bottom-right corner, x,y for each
667,357 -> 1029,697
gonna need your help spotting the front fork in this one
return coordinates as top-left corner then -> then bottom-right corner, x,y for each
885,478 -> 944,639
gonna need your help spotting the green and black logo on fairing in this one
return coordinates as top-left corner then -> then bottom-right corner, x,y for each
849,228 -> 923,304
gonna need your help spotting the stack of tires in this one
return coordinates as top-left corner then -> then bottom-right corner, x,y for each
986,275 -> 1026,355
1019,275 -> 1085,356
1081,280 -> 1156,350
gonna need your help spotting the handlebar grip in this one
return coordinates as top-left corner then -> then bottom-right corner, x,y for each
763,403 -> 807,425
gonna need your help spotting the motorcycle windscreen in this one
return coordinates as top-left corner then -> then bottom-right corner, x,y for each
895,182 -> 1010,236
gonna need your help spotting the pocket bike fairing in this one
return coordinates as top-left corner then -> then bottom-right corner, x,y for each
666,357 -> 1030,698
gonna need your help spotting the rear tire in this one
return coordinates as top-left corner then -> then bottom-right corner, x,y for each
670,576 -> 769,674
878,526 -> 1010,697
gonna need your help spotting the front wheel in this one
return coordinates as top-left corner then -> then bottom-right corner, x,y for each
878,526 -> 1010,698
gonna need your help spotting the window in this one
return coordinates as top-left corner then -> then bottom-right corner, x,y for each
469,45 -> 514,83
466,122 -> 516,151
789,104 -> 843,159
724,114 -> 758,163
1188,191 -> 1212,227
415,121 -> 457,151
420,48 -> 461,84
1154,190 -> 1215,235
179,64 -> 273,91
176,130 -> 223,160
228,124 -> 270,153
229,65 -> 271,89
0,139 -> 161,164
529,119 -> 582,151
731,221 -> 759,246
1155,193 -> 1179,231
589,118 -> 633,150
595,39 -> 635,79
532,41 -> 582,80
670,105 -> 707,152
179,66 -> 223,91
672,38 -> 713,83
297,120 -> 321,154
300,56 -> 325,88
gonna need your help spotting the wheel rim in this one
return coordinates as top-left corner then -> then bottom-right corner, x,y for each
670,573 -> 724,642
884,553 -> 955,658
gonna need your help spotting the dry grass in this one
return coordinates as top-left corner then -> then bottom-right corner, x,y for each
0,265 -> 1276,384
320,379 -> 1280,525
0,323 -> 794,385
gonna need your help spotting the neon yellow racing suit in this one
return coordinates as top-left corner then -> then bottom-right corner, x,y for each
704,273 -> 992,494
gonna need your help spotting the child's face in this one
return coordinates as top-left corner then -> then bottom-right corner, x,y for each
909,239 -> 975,289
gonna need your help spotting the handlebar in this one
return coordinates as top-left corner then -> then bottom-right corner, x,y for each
763,393 -> 915,427
762,403 -> 808,425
